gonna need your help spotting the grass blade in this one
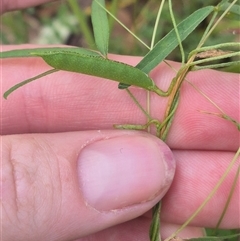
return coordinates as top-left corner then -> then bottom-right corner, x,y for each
0,47 -> 101,58
136,6 -> 214,74
91,0 -> 109,57
214,166 -> 240,231
185,233 -> 240,241
149,202 -> 161,241
3,69 -> 59,99
219,2 -> 240,20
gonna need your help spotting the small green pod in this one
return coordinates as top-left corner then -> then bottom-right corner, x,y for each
33,51 -> 156,91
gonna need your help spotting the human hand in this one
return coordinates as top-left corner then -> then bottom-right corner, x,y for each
2,1 -> 239,241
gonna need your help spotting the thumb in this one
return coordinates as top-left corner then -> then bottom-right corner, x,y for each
2,130 -> 175,241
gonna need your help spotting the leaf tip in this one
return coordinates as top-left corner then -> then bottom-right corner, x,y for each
3,92 -> 9,99
3,88 -> 13,99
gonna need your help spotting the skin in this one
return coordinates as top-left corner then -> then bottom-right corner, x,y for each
1,1 -> 240,241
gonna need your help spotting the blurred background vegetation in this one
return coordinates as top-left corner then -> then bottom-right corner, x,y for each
1,0 -> 239,62
1,1 -> 239,238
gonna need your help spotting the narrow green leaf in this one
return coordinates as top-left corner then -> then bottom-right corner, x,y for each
217,0 -> 230,7
91,0 -> 109,57
220,62 -> 240,73
218,3 -> 240,20
136,6 -> 214,74
149,202 -> 161,241
185,232 -> 240,241
3,69 -> 59,99
0,47 -> 101,59
192,60 -> 240,71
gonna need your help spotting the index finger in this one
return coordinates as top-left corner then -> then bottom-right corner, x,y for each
1,46 -> 239,151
